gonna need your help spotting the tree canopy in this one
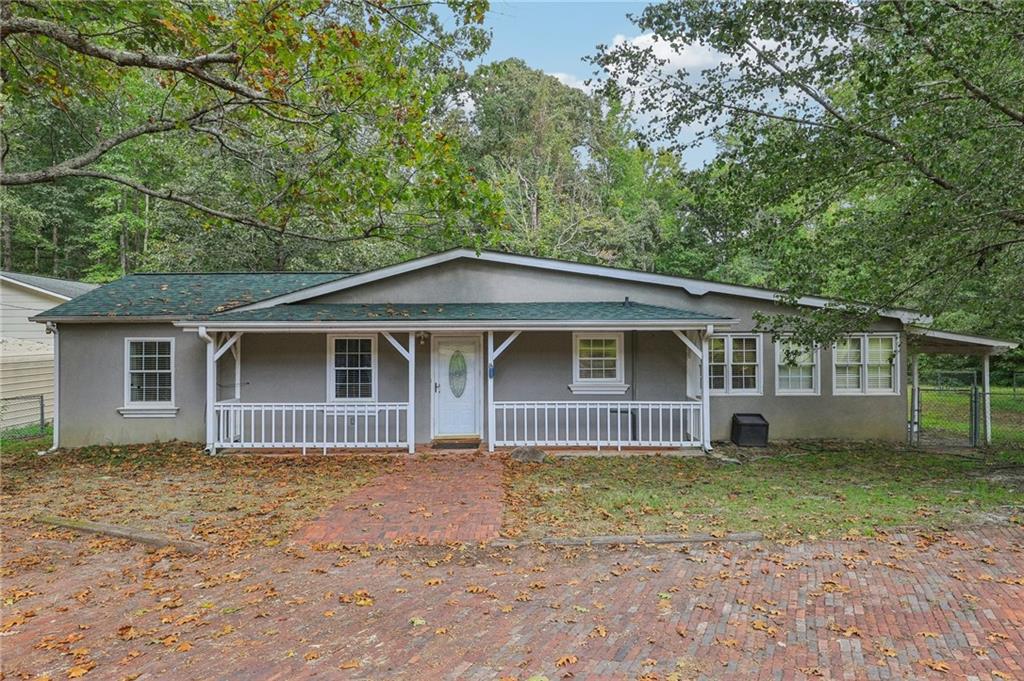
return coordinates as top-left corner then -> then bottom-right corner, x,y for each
595,0 -> 1023,345
1,0 -> 499,271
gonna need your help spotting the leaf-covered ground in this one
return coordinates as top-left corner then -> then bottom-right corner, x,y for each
504,444 -> 1024,541
1,439 -> 384,551
2,523 -> 1022,680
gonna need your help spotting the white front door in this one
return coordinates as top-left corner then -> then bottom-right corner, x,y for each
432,335 -> 482,438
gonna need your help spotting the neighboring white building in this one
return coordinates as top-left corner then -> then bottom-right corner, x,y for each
1,272 -> 97,430
1,272 -> 97,344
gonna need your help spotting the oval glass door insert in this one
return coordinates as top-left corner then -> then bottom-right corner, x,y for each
449,350 -> 467,397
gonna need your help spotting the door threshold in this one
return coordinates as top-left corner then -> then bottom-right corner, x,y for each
430,438 -> 482,450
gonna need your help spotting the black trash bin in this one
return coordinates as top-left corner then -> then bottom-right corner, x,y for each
730,413 -> 769,447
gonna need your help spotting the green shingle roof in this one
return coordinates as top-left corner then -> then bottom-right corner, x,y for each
34,272 -> 351,319
205,302 -> 729,323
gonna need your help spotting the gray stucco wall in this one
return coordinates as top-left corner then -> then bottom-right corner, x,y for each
57,323 -> 205,447
311,258 -> 907,441
55,257 -> 909,447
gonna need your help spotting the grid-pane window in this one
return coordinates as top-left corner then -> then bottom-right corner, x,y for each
834,334 -> 899,395
709,335 -> 761,394
731,337 -> 759,391
776,339 -> 817,394
709,337 -> 727,390
834,337 -> 863,391
128,340 -> 173,403
333,337 -> 374,399
575,334 -> 622,382
866,336 -> 896,391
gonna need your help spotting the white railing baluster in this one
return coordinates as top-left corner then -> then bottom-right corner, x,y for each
489,400 -> 701,449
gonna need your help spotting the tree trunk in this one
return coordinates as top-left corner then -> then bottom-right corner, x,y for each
52,223 -> 59,275
0,211 -> 12,270
142,193 -> 150,254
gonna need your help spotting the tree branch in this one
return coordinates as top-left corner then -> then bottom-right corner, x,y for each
0,15 -> 264,100
0,103 -> 225,185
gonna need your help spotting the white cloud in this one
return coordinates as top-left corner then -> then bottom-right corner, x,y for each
547,71 -> 595,94
610,32 -> 725,74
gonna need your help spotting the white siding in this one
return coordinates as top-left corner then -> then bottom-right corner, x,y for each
0,343 -> 54,429
0,281 -> 62,343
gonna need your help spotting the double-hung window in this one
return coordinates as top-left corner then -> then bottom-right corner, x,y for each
775,338 -> 819,395
122,337 -> 176,416
709,334 -> 762,395
570,332 -> 627,394
833,333 -> 899,395
328,335 -> 376,401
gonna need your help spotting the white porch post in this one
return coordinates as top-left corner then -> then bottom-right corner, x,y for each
982,352 -> 991,445
487,331 -> 495,452
486,330 -> 520,452
382,331 -> 416,453
701,327 -> 712,451
408,332 -> 416,454
199,326 -> 216,454
231,337 -> 241,400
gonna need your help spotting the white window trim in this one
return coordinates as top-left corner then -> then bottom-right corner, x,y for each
569,332 -> 629,395
120,336 -> 178,417
774,337 -> 821,396
832,332 -> 901,396
326,334 -> 378,402
709,333 -> 763,396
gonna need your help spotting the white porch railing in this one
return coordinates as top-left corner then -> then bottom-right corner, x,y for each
493,400 -> 702,449
214,401 -> 409,451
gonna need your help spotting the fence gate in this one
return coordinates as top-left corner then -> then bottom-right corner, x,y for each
910,382 -> 981,448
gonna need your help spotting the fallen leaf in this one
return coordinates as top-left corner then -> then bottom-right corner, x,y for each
67,660 -> 96,678
555,655 -> 578,667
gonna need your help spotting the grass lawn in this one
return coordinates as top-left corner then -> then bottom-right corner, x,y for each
503,444 -> 1024,541
1,439 -> 384,550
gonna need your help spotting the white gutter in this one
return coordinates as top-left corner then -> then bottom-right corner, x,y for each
40,322 -> 60,454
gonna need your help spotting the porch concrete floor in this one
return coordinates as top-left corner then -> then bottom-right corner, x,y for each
294,451 -> 504,545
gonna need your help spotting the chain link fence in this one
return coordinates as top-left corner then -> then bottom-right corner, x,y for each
0,393 -> 49,440
909,371 -> 1024,449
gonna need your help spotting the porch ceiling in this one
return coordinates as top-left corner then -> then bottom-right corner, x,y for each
177,301 -> 736,331
907,326 -> 1019,355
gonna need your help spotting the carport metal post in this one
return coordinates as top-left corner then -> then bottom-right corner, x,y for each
982,352 -> 991,445
910,354 -> 920,442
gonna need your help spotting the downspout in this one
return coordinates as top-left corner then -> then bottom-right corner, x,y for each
197,326 -> 215,454
41,322 -> 59,454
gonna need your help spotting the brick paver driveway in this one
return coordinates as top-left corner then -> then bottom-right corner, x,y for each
2,525 -> 1022,680
295,452 -> 504,545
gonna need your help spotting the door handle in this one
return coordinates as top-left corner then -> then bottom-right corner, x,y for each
434,381 -> 440,393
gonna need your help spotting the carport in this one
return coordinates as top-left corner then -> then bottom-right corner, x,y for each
906,327 -> 1019,445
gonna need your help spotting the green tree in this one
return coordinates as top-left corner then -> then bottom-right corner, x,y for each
596,0 -> 1024,344
1,0 -> 500,267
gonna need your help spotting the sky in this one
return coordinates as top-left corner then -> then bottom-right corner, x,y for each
459,1 -> 722,165
470,2 -> 644,87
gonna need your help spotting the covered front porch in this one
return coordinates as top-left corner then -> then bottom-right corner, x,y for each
177,302 -> 735,454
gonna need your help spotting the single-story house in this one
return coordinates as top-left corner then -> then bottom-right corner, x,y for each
32,249 -> 1018,452
1,272 -> 97,430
